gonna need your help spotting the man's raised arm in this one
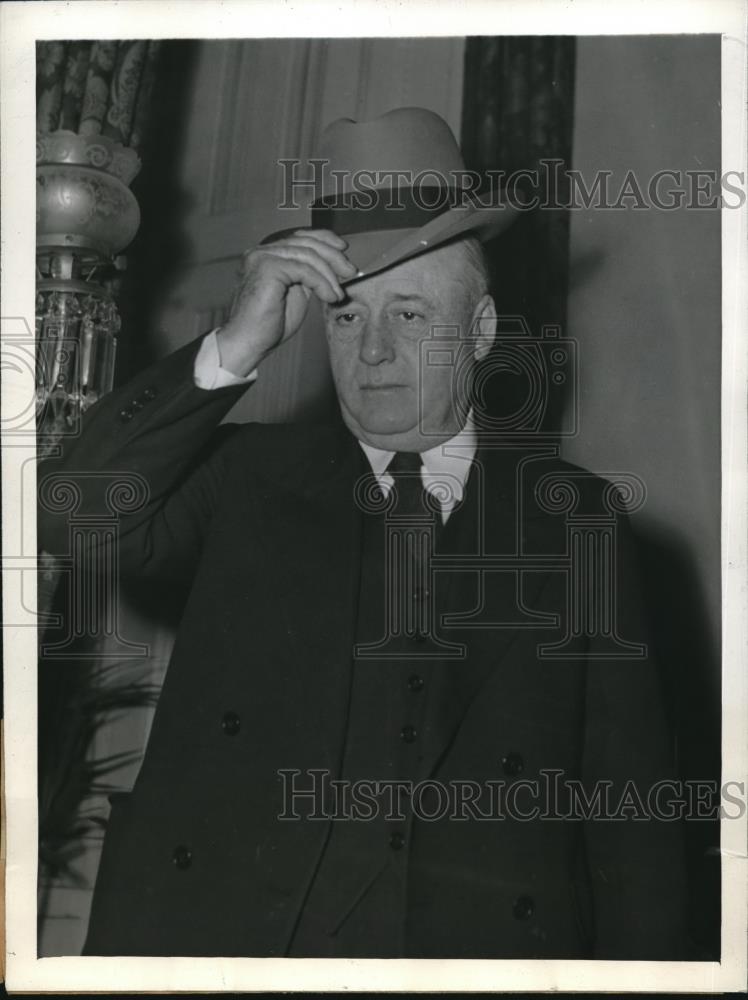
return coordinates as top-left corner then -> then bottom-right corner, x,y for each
37,230 -> 356,581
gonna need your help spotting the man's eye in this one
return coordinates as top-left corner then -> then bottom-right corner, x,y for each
398,311 -> 422,322
335,312 -> 359,325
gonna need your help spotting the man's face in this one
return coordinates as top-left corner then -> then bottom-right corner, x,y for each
324,240 -> 492,452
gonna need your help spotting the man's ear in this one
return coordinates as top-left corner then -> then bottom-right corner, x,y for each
471,294 -> 497,361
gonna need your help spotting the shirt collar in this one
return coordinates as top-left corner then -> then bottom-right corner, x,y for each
357,412 -> 477,502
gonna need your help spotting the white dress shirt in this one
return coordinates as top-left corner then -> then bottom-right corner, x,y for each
357,422 -> 476,524
194,329 -> 477,523
194,328 -> 258,390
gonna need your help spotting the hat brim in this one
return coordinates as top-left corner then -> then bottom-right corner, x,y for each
262,203 -> 518,285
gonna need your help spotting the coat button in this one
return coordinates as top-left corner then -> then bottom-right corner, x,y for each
389,831 -> 405,850
172,845 -> 192,870
131,399 -> 144,411
119,408 -> 133,422
143,387 -> 157,400
221,711 -> 241,736
407,673 -> 424,692
400,724 -> 417,743
513,895 -> 535,920
502,751 -> 524,776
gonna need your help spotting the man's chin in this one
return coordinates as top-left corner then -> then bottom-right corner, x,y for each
341,403 -> 418,446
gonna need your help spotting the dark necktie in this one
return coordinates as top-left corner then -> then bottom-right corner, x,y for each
386,451 -> 443,536
385,452 -> 443,640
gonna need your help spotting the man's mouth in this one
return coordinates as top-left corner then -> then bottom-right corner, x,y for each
359,383 -> 408,391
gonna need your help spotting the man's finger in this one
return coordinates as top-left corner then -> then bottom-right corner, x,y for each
293,228 -> 347,249
265,245 -> 346,300
263,252 -> 343,304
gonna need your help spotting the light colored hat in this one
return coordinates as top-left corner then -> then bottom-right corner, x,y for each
263,106 -> 517,282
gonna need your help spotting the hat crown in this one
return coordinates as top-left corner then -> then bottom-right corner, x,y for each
316,107 -> 466,197
262,105 -> 516,280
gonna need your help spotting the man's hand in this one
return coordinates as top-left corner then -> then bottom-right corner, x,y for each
215,229 -> 357,377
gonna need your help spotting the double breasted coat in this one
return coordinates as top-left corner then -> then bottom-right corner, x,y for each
38,335 -> 688,959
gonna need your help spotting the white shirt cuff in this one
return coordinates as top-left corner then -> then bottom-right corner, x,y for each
194,329 -> 258,389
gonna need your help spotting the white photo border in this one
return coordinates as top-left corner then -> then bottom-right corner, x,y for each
2,0 -> 746,992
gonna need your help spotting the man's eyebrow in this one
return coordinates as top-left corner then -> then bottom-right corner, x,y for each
388,292 -> 430,303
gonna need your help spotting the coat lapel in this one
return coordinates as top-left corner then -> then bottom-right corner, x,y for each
422,441 -> 566,775
255,424 -> 366,770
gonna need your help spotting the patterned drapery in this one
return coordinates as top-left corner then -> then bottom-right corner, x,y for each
461,37 -> 576,334
460,37 -> 576,433
36,40 -> 161,149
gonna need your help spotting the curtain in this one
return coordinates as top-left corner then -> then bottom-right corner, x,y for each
36,40 -> 161,150
461,37 -> 576,335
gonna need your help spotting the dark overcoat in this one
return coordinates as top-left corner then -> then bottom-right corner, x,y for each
38,335 -> 688,959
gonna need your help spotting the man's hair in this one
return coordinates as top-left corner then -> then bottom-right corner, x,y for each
455,236 -> 490,306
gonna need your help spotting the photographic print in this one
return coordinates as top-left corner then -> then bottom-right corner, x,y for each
2,0 -> 746,993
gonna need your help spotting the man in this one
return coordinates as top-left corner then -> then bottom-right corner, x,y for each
39,108 -> 687,959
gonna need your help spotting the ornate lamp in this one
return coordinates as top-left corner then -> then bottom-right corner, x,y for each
36,130 -> 141,456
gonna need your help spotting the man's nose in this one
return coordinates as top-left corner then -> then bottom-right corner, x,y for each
359,320 -> 395,365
